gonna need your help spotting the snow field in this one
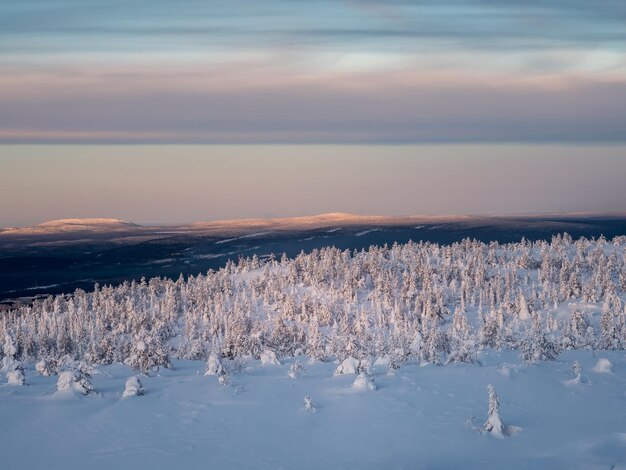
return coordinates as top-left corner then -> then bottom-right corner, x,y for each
0,350 -> 625,470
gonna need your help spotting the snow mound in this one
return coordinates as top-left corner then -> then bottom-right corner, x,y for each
57,371 -> 94,396
334,357 -> 360,376
594,358 -> 613,374
352,372 -> 376,391
260,350 -> 280,366
6,369 -> 25,386
123,376 -> 144,397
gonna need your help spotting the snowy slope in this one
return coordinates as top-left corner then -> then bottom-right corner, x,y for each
1,352 -> 625,469
1,235 -> 626,469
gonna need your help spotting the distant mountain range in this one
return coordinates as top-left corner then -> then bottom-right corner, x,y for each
2,212 -> 626,304
3,212 -> 626,237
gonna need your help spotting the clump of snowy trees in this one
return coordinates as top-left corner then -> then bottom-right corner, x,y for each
1,234 -> 626,372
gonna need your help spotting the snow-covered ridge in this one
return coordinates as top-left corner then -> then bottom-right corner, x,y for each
4,211 -> 626,236
1,218 -> 140,235
0,213 -> 468,236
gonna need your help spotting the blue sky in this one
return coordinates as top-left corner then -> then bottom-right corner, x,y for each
1,0 -> 626,143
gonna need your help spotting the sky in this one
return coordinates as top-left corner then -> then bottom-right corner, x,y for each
1,144 -> 626,227
1,2 -> 625,226
1,0 -> 626,143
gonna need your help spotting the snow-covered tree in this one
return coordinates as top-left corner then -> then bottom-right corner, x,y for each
204,352 -> 224,377
57,370 -> 94,395
520,312 -> 558,363
483,384 -> 504,438
126,330 -> 171,374
304,395 -> 317,412
123,376 -> 144,397
288,360 -> 305,379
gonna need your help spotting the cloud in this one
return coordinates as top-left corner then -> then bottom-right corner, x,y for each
1,1 -> 625,143
1,65 -> 625,143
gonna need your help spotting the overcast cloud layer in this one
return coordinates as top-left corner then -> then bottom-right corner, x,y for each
1,0 -> 626,143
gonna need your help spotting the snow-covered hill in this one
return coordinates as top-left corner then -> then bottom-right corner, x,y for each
1,218 -> 140,235
1,234 -> 626,468
187,212 -> 469,232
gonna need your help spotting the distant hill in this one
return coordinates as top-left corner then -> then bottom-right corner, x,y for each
1,218 -> 141,235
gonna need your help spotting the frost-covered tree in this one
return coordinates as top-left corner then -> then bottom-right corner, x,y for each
483,384 -> 504,437
204,352 -> 224,377
123,376 -> 144,397
288,360 -> 305,379
126,330 -> 171,374
447,307 -> 477,364
57,370 -> 94,395
0,234 -> 623,370
520,312 -> 558,363
304,395 -> 316,412
36,358 -> 59,377
1,334 -> 20,374
6,367 -> 25,386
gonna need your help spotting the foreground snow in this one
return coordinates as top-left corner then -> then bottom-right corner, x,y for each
1,351 -> 625,470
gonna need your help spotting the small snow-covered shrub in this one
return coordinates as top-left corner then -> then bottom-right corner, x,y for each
352,372 -> 376,391
334,357 -> 359,376
565,361 -> 587,385
593,358 -> 612,374
123,376 -> 144,397
36,359 -> 58,377
218,374 -> 230,387
260,349 -> 280,366
7,368 -> 25,386
204,353 -> 224,376
57,370 -> 94,395
288,360 -> 305,379
304,395 -> 316,412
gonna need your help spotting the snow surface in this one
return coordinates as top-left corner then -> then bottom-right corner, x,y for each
1,351 -> 625,469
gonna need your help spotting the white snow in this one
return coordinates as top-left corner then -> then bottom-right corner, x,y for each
593,358 -> 613,374
0,352 -> 624,469
355,228 -> 380,237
